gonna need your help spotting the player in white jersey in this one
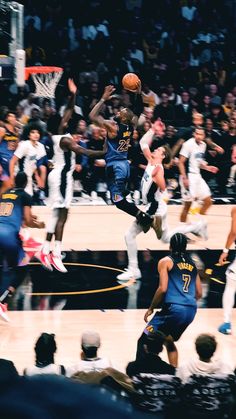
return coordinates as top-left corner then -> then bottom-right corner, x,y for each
9,124 -> 47,196
218,207 -> 236,335
37,79 -> 107,273
178,126 -> 219,222
117,122 -> 208,281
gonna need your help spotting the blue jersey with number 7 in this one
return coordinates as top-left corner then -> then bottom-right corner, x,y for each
164,254 -> 197,307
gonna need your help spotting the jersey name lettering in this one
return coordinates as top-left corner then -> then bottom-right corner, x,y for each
177,262 -> 194,272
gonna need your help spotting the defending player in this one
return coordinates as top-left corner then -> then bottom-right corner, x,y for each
136,233 -> 202,366
89,85 -> 162,236
0,172 -> 45,321
178,126 -> 219,222
117,123 -> 208,281
218,207 -> 236,334
37,79 -> 107,273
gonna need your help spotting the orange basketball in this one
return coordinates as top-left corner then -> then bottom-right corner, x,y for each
122,73 -> 140,90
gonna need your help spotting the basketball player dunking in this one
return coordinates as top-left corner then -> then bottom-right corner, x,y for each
89,85 -> 162,236
37,79 -> 107,273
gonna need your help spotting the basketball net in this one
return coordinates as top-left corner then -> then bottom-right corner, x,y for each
31,70 -> 63,98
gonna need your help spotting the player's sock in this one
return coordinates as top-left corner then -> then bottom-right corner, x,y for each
115,199 -> 139,217
42,240 -> 51,255
54,241 -> 62,257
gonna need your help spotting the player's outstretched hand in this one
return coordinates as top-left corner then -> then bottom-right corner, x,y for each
68,78 -> 77,95
102,85 -> 116,101
219,251 -> 228,265
126,79 -> 142,94
144,308 -> 153,322
152,118 -> 165,137
37,221 -> 45,229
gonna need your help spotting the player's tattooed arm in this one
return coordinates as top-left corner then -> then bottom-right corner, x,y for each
89,85 -> 117,136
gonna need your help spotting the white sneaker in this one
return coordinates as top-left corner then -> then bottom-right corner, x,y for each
126,194 -> 132,203
117,268 -> 141,281
133,190 -> 140,201
90,191 -> 98,200
0,303 -> 10,322
50,253 -> 68,273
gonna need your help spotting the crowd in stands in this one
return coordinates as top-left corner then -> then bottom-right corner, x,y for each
0,0 -> 236,203
1,329 -> 236,418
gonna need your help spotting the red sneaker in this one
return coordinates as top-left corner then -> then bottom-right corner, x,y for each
0,303 -> 9,322
22,237 -> 42,251
50,253 -> 67,273
35,251 -> 53,271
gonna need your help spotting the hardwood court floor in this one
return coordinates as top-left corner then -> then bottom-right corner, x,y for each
30,204 -> 233,251
0,309 -> 235,375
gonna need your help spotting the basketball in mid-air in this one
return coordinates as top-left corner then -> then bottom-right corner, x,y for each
122,73 -> 140,91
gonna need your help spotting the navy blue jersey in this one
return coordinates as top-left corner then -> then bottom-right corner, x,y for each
0,188 -> 32,231
164,254 -> 197,307
0,139 -> 15,176
105,122 -> 133,164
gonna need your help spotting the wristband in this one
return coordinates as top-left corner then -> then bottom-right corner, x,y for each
223,248 -> 229,253
100,98 -> 105,103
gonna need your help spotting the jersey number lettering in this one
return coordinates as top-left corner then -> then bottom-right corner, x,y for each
117,139 -> 130,152
182,274 -> 191,293
0,202 -> 14,216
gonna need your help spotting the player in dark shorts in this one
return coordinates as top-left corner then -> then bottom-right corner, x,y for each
89,84 -> 162,236
136,233 -> 202,366
0,172 -> 45,321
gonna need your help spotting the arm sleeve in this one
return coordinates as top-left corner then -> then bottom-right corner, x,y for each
128,92 -> 143,117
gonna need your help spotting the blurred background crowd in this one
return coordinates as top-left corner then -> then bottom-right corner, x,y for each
0,0 -> 236,203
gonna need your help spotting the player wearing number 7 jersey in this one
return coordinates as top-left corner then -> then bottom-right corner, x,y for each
136,233 -> 202,366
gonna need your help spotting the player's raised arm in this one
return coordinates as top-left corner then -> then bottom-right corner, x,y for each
58,78 -> 77,135
89,85 -> 117,135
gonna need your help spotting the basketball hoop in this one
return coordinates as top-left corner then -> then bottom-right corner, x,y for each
25,66 -> 63,98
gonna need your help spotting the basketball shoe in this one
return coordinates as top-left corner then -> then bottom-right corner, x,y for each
35,251 -> 53,271
50,252 -> 68,273
152,215 -> 163,239
117,267 -> 141,281
0,303 -> 9,322
218,322 -> 232,335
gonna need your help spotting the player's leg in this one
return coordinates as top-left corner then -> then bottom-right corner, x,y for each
161,218 -> 208,243
218,264 -> 236,334
50,208 -> 69,273
37,208 -> 60,271
200,195 -> 212,215
179,175 -> 192,222
0,231 -> 25,321
117,221 -> 143,281
107,162 -> 162,235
